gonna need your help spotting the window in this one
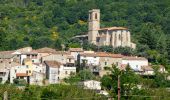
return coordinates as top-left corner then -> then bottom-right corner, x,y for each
29,70 -> 31,73
116,62 -> 118,66
15,70 -> 17,73
105,62 -> 107,65
119,34 -> 121,40
32,60 -> 34,63
40,70 -> 41,72
69,59 -> 71,62
95,13 -> 97,19
27,54 -> 30,58
136,65 -> 138,68
26,71 -> 28,74
65,71 -> 68,75
26,65 -> 29,68
96,37 -> 100,42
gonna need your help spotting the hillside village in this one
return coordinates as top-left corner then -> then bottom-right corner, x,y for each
1,0 -> 170,99
0,47 -> 168,91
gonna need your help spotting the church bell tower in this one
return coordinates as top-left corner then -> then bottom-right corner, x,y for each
88,9 -> 100,45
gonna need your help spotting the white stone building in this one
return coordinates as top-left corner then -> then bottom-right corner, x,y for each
122,56 -> 148,71
10,65 -> 30,83
79,52 -> 100,66
81,80 -> 101,90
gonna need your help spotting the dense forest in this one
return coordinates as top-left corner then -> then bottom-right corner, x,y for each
0,0 -> 170,67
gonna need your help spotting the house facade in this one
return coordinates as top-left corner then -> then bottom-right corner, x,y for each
0,60 -> 20,83
122,56 -> 148,71
44,61 -> 76,84
10,65 -> 30,83
69,48 -> 84,60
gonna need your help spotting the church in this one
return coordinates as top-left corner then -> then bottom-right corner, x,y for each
88,9 -> 136,49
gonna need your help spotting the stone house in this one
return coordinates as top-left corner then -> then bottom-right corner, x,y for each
10,64 -> 30,84
35,47 -> 57,63
99,53 -> 123,77
69,48 -> 84,60
140,66 -> 154,75
30,71 -> 45,86
44,61 -> 76,84
80,80 -> 101,90
42,51 -> 75,67
0,60 -> 20,83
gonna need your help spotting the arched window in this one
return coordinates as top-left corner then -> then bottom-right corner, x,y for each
95,13 -> 97,19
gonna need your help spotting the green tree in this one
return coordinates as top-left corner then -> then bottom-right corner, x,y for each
113,46 -> 135,56
101,65 -> 140,98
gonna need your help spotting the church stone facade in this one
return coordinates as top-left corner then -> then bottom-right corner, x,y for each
88,9 -> 136,49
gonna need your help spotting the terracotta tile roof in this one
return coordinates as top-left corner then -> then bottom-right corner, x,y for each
35,47 -> 57,53
16,73 -> 28,77
69,48 -> 83,52
0,50 -> 14,54
141,66 -> 154,71
16,47 -> 32,52
67,55 -> 74,59
53,51 -> 71,55
33,63 -> 45,66
0,50 -> 15,59
80,52 -> 123,58
44,61 -> 62,68
123,56 -> 147,60
21,51 -> 38,55
99,27 -> 128,31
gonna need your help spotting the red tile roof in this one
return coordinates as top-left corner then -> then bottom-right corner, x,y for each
80,52 -> 123,58
69,48 -> 83,52
123,56 -> 147,60
44,61 -> 62,68
141,66 -> 154,71
16,73 -> 28,77
99,27 -> 128,31
0,50 -> 14,54
35,47 -> 56,53
53,51 -> 71,55
67,55 -> 74,59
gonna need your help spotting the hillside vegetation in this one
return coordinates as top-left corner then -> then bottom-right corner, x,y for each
1,0 -> 170,66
